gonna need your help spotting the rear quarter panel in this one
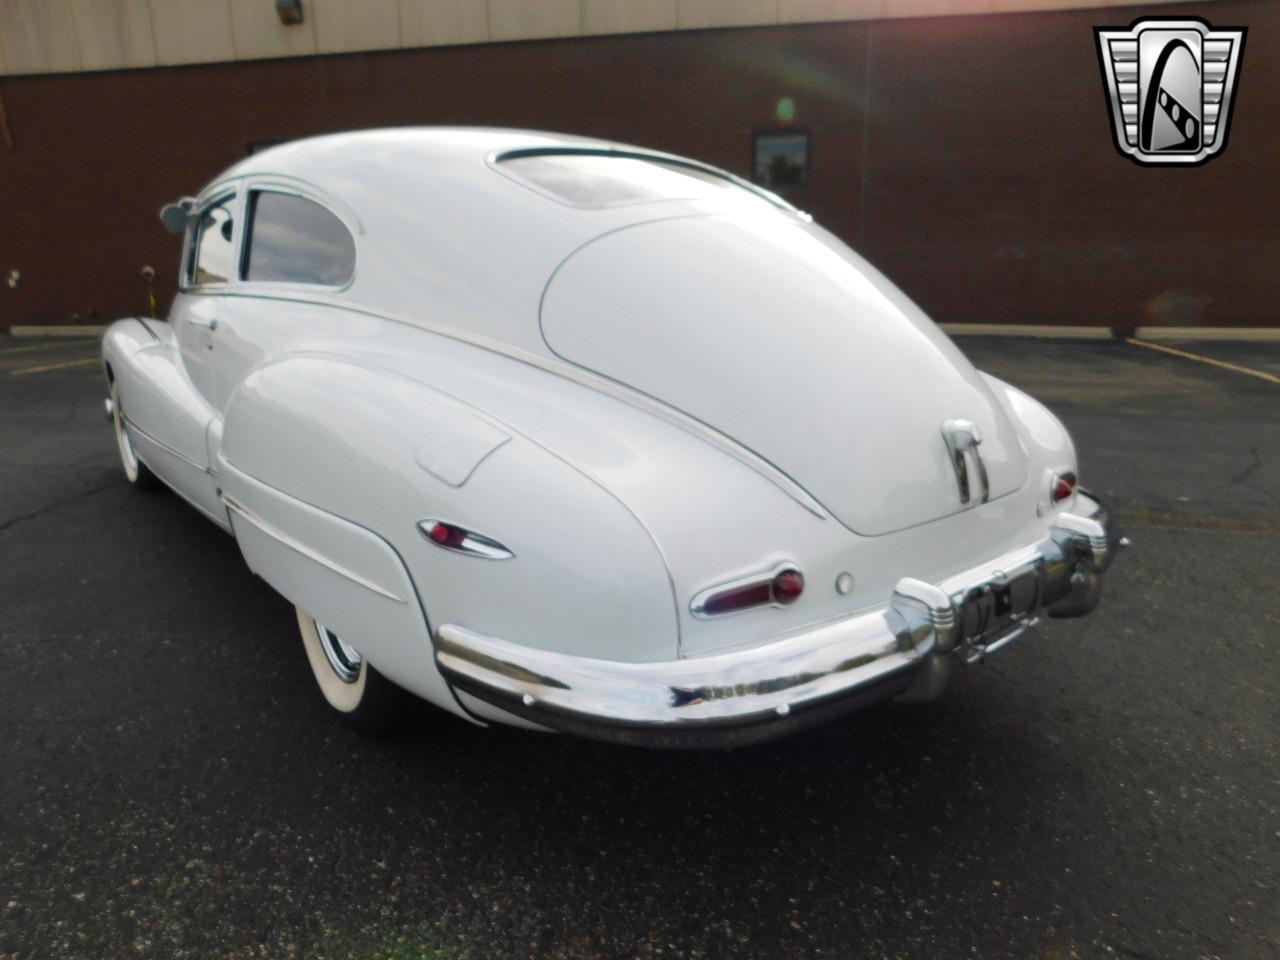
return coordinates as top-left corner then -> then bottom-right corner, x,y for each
217,350 -> 680,709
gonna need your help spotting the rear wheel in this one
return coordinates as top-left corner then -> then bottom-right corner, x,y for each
296,608 -> 420,736
111,382 -> 161,491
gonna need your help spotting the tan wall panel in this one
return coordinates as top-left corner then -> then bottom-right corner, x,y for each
0,0 -> 1214,75
311,0 -> 400,53
583,0 -> 679,35
780,0 -> 884,22
883,0 -> 1193,13
778,0 -> 1145,20
70,0 -> 157,70
0,0 -> 80,74
677,0 -> 779,29
229,0 -> 318,60
878,0 -> 995,16
148,0 -> 236,66
488,0 -> 581,41
400,0 -> 490,47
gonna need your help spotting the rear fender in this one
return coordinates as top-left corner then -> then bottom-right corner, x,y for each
217,354 -> 678,709
981,373 -> 1079,513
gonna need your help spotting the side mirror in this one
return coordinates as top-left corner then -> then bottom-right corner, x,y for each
159,197 -> 196,235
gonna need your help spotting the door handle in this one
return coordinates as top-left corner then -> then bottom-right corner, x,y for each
190,316 -> 219,331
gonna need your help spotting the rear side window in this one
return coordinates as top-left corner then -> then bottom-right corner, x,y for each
190,199 -> 235,285
241,191 -> 355,286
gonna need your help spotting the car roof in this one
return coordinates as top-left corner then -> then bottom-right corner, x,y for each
218,127 -> 612,183
197,128 -> 796,355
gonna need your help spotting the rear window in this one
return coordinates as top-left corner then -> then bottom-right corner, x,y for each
498,152 -> 779,209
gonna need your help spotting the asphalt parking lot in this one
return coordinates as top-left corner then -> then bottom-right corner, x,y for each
1,333 -> 1276,960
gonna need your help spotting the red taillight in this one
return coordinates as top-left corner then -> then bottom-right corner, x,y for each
429,521 -> 467,548
772,569 -> 805,604
693,566 -> 805,617
1051,472 -> 1077,504
701,581 -> 774,616
417,519 -> 514,560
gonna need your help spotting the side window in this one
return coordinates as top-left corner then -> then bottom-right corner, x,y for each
191,199 -> 236,286
241,191 -> 355,286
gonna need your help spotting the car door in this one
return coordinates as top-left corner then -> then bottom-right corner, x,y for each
126,189 -> 242,524
175,193 -> 239,406
210,185 -> 359,413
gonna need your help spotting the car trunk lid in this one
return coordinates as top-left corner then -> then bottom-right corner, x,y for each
539,213 -> 1028,536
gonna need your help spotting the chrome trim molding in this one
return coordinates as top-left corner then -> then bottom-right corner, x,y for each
222,494 -> 407,604
689,561 -> 803,619
436,597 -> 932,746
120,412 -> 211,476
1052,512 -> 1110,568
941,418 -> 990,505
892,577 -> 958,652
417,519 -> 515,560
433,496 -> 1121,748
316,622 -> 363,684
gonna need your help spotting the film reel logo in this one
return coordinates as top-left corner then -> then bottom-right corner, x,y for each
1096,18 -> 1246,166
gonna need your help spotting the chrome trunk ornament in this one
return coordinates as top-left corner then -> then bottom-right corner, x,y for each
941,419 -> 989,505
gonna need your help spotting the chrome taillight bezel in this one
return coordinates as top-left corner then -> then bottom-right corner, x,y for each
1050,471 -> 1078,505
417,519 -> 514,560
690,563 -> 805,619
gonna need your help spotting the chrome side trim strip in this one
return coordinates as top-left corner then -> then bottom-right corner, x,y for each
120,413 -> 212,476
135,316 -> 163,344
222,494 -> 407,605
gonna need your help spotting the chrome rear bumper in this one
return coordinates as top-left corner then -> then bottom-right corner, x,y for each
435,493 -> 1122,748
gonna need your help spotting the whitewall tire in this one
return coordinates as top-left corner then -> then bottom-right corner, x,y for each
111,382 -> 161,491
296,608 -> 419,735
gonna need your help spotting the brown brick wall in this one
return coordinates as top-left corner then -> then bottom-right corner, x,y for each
0,0 -> 1274,329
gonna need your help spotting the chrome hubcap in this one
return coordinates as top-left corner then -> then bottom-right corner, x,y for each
316,622 -> 362,683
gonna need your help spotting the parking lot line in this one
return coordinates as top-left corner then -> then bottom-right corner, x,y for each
1127,338 -> 1280,385
0,337 -> 97,355
9,357 -> 100,376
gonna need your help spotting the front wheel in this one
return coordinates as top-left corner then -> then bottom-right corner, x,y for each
110,382 -> 161,491
296,608 -> 420,736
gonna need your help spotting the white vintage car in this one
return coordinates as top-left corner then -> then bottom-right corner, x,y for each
101,128 -> 1122,747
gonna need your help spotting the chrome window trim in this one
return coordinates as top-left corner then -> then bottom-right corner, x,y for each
229,174 -> 365,235
237,184 -> 359,293
182,186 -> 244,292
